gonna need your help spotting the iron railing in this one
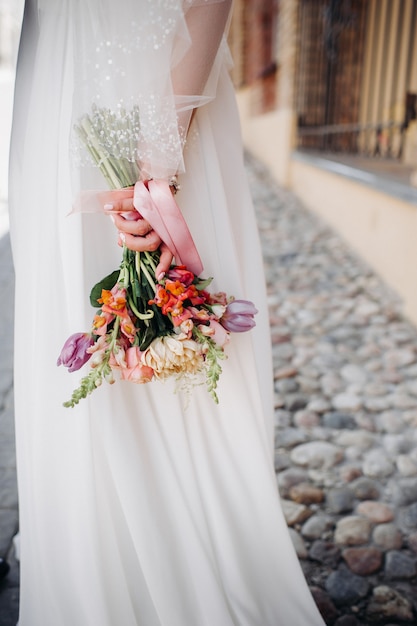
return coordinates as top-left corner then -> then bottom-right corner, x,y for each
297,120 -> 405,159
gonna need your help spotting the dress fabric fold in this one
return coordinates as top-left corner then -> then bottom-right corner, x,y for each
9,1 -> 325,624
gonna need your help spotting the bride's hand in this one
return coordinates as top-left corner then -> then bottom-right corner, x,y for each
105,201 -> 173,279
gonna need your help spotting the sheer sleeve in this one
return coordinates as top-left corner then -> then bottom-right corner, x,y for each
170,0 -> 232,157
64,0 -> 232,195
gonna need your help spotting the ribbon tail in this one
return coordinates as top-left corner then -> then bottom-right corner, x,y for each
148,180 -> 204,276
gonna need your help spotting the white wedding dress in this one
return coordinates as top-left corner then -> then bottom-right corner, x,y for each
9,1 -> 325,624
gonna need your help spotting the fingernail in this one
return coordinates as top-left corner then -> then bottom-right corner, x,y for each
119,232 -> 126,243
104,203 -> 114,211
157,272 -> 165,281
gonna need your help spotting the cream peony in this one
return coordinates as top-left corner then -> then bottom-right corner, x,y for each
141,336 -> 204,380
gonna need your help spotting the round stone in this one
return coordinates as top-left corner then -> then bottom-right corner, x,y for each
356,501 -> 394,523
334,516 -> 372,546
280,499 -> 312,526
364,382 -> 388,397
301,514 -> 334,540
306,398 -> 331,413
293,410 -> 320,429
274,409 -> 292,428
275,428 -> 308,449
363,449 -> 395,478
290,441 -> 344,469
385,550 -> 417,579
366,585 -> 413,622
274,393 -> 285,409
340,364 -> 369,384
396,454 -> 417,477
274,342 -> 295,360
372,523 -> 403,550
389,393 -> 417,409
350,476 -> 381,500
406,379 -> 417,396
322,412 -> 357,430
383,348 -> 416,368
325,567 -> 370,606
342,546 -> 383,575
289,482 -> 324,505
285,394 -> 309,412
408,532 -> 417,553
339,465 -> 362,483
297,376 -> 321,393
275,378 -> 299,394
327,487 -> 355,514
398,502 -> 417,531
310,587 -> 338,625
320,373 -> 343,396
355,300 -> 380,317
274,451 -> 291,472
364,396 -> 391,412
382,434 -> 409,455
277,467 -> 309,494
379,410 -> 406,433
309,540 -> 341,568
335,430 -> 376,449
332,393 -> 362,412
384,477 -> 417,506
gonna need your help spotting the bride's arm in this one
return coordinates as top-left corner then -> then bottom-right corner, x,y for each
109,0 -> 233,277
172,0 -> 232,138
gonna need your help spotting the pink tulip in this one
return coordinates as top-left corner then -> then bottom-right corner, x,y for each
220,299 -> 258,333
57,333 -> 94,372
121,347 -> 154,383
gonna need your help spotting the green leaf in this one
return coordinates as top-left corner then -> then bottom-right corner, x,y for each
89,270 -> 120,307
195,276 -> 213,290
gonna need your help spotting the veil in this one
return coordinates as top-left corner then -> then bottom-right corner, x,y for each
35,0 -> 232,202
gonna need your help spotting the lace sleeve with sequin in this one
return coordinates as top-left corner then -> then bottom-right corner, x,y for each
58,0 -> 232,187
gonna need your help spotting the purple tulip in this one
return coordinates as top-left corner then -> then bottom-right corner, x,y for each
57,333 -> 94,372
220,299 -> 258,333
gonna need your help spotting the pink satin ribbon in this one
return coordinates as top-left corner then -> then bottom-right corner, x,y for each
75,182 -> 203,276
133,180 -> 203,276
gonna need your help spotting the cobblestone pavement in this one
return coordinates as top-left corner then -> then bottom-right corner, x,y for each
247,153 -> 417,625
2,154 -> 417,625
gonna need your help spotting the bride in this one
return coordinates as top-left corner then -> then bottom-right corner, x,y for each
9,1 -> 325,624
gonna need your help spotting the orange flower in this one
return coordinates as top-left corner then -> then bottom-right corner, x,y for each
99,286 -> 128,317
165,279 -> 185,297
120,315 -> 137,343
171,306 -> 193,327
92,310 -> 114,336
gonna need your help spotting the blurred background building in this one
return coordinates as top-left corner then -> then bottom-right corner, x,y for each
230,0 -> 417,325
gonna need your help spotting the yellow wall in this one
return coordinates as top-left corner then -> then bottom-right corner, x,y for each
236,89 -> 296,187
290,159 -> 417,325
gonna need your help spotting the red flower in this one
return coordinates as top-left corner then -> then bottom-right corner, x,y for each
166,266 -> 195,287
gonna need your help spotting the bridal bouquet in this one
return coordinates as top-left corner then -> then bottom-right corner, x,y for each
58,107 -> 257,407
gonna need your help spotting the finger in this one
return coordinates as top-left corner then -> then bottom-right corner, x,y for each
104,197 -> 136,213
113,213 -> 152,236
155,243 -> 173,280
119,231 -> 162,253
